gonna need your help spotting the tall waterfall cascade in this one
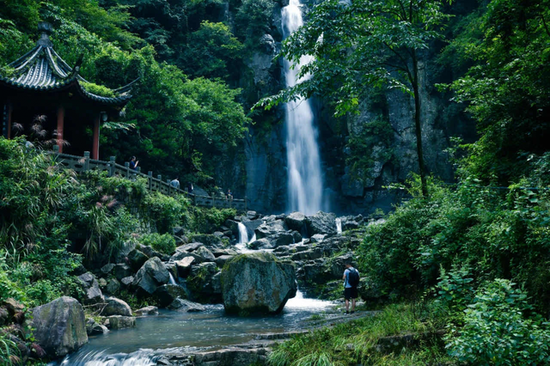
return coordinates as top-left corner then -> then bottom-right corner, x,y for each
282,0 -> 325,215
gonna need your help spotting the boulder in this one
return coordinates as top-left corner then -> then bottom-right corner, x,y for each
128,249 -> 149,271
241,218 -> 264,236
212,248 -> 238,257
106,278 -> 121,294
221,252 -> 297,315
169,299 -> 205,312
78,272 -> 104,305
153,284 -> 188,308
32,297 -> 88,357
189,234 -> 223,248
248,238 -> 273,250
135,306 -> 158,316
171,245 -> 215,263
101,297 -> 132,317
176,242 -> 202,252
133,257 -> 170,295
100,263 -> 115,275
113,264 -> 133,281
138,244 -> 170,261
175,256 -> 195,278
310,234 -> 326,243
254,220 -> 295,248
86,318 -> 108,336
291,231 -> 303,243
106,315 -> 136,330
305,212 -> 337,236
120,276 -> 134,287
285,212 -> 307,232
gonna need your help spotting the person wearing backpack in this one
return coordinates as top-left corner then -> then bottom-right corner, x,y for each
343,262 -> 359,314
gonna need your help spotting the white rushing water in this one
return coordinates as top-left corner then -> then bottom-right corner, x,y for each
168,272 -> 176,285
285,289 -> 334,310
282,0 -> 325,215
336,218 -> 342,234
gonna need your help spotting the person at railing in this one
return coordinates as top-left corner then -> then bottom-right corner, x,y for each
129,156 -> 139,170
187,182 -> 194,194
226,189 -> 233,201
170,177 -> 180,189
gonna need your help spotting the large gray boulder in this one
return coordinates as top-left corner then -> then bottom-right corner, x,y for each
153,284 -> 189,308
101,297 -> 132,317
78,272 -> 104,305
254,220 -> 294,248
133,257 -> 170,295
32,297 -> 88,357
306,211 -> 337,236
221,252 -> 297,315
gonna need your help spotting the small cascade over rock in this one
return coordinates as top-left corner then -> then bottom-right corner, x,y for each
168,272 -> 177,285
336,218 -> 342,234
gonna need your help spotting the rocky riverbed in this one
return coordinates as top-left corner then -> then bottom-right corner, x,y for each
25,210 -> 374,365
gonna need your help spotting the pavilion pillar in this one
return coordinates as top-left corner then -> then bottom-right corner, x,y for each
56,105 -> 65,153
92,113 -> 100,159
6,103 -> 12,139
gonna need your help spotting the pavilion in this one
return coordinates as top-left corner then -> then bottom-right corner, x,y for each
0,22 -> 136,159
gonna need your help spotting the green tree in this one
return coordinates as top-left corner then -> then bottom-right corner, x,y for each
445,0 -> 550,184
259,0 -> 451,197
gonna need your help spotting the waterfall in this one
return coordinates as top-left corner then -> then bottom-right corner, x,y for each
168,273 -> 177,285
336,218 -> 342,234
238,222 -> 249,244
282,0 -> 325,215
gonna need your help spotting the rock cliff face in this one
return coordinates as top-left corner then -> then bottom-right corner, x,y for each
213,1 -> 475,214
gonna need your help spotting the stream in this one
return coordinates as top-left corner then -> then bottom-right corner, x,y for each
52,291 -> 334,365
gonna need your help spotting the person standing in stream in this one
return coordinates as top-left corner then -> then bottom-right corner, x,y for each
343,262 -> 359,314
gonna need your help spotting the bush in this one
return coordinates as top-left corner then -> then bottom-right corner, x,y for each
140,233 -> 176,255
144,192 -> 190,234
445,279 -> 550,365
189,207 -> 236,233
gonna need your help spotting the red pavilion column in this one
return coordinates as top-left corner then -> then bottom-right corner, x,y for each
92,113 -> 100,160
6,103 -> 12,139
56,105 -> 65,152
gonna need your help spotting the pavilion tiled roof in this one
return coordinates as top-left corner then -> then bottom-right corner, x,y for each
0,23 -> 136,106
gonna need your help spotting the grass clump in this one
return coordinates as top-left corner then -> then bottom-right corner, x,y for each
139,233 -> 176,255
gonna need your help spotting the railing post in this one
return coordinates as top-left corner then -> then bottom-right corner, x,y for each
148,171 -> 152,190
83,151 -> 90,171
109,156 -> 116,176
53,145 -> 60,154
124,162 -> 130,178
157,175 -> 162,193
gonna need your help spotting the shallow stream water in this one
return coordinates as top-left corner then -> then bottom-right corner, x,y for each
52,291 -> 334,365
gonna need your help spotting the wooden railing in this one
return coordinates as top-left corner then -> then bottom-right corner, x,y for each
50,148 -> 247,211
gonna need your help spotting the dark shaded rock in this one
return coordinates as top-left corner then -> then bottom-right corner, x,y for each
100,263 -> 115,275
248,238 -> 273,250
113,264 -> 133,281
171,245 -> 215,263
154,284 -> 188,308
285,212 -> 307,232
106,315 -> 135,330
187,263 -> 222,303
138,244 -> 170,261
291,231 -> 302,243
128,249 -> 149,271
120,276 -> 134,287
32,297 -> 88,357
306,212 -> 337,236
291,248 -> 323,261
241,218 -> 263,236
135,306 -> 158,316
101,297 -> 132,317
169,298 -> 206,312
175,256 -> 195,278
176,242 -> 202,252
212,248 -> 238,257
192,345 -> 269,366
78,272 -> 104,305
132,257 -> 170,295
106,278 -> 121,294
221,252 -> 296,315
190,234 -> 223,248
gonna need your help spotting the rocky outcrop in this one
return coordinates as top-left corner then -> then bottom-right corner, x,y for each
169,299 -> 205,312
32,297 -> 88,357
254,220 -> 295,248
221,252 -> 296,315
133,257 -> 170,295
135,306 -> 158,316
285,212 -> 307,232
154,284 -> 188,308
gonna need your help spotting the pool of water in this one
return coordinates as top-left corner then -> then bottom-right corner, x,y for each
53,292 -> 334,365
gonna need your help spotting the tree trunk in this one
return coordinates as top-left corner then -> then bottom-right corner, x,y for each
411,50 -> 428,198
